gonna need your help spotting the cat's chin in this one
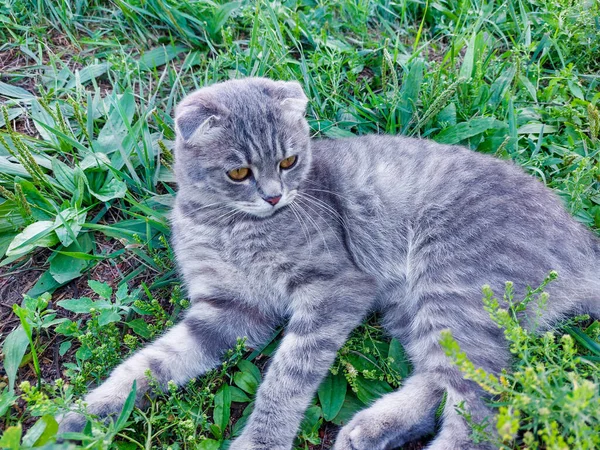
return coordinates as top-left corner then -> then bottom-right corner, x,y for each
242,206 -> 283,218
236,194 -> 297,218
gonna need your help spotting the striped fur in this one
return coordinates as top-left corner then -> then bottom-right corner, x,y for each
58,78 -> 600,449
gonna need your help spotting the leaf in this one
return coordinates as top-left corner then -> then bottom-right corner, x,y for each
229,386 -> 252,403
5,220 -> 59,258
50,252 -> 87,283
517,123 -> 558,135
137,45 -> 187,71
237,360 -> 261,384
331,391 -> 363,426
459,31 -> 484,81
232,403 -> 253,436
59,340 -> 72,356
435,117 -> 504,144
324,126 -> 355,139
22,415 -> 58,447
55,320 -> 78,337
388,338 -> 412,378
115,283 -> 130,301
436,102 -> 457,126
0,107 -> 25,128
0,424 -> 22,450
26,270 -> 64,297
16,179 -> 54,219
53,208 -> 86,247
299,405 -> 323,443
318,372 -> 347,421
94,91 -> 136,154
98,309 -> 121,326
51,158 -> 76,191
435,391 -> 448,420
565,326 -> 600,356
0,81 -> 34,100
76,345 -> 92,361
57,297 -> 111,313
2,326 -> 29,393
567,80 -> 585,100
196,439 -> 220,450
89,280 -> 113,299
206,2 -> 242,39
213,384 -> 231,434
0,389 -> 17,416
518,75 -> 538,102
489,64 -> 516,108
89,177 -> 127,202
354,377 -> 393,405
65,63 -> 109,89
399,59 -> 424,130
0,156 -> 29,177
114,380 -> 137,432
49,234 -> 93,284
127,319 -> 151,339
234,371 -> 258,395
79,152 -> 111,171
30,99 -> 57,144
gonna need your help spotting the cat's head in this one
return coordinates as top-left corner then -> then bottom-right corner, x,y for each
174,77 -> 311,218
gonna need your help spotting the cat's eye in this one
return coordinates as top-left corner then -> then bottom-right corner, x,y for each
280,155 -> 297,170
227,167 -> 251,181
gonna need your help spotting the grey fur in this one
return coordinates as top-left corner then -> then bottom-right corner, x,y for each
57,78 -> 600,449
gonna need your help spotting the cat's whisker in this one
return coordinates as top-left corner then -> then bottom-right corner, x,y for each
291,201 -> 324,259
289,202 -> 313,258
303,184 -> 354,204
295,196 -> 345,249
177,202 -> 230,221
297,192 -> 350,232
211,207 -> 243,224
298,192 -> 347,223
292,199 -> 333,260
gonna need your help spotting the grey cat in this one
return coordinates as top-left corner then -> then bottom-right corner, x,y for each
58,77 -> 600,449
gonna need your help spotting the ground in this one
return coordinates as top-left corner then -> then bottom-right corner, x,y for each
0,0 -> 599,449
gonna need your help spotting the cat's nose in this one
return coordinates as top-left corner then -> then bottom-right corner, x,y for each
264,195 -> 282,206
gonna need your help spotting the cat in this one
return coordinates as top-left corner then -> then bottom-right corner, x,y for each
57,77 -> 600,449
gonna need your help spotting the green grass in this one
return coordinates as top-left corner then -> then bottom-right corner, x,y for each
0,0 -> 599,448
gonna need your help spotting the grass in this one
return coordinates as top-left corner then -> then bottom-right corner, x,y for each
0,0 -> 599,448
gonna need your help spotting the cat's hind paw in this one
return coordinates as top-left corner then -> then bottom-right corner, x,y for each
333,417 -> 390,450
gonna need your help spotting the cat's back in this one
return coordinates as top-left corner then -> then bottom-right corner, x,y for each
310,135 -> 598,301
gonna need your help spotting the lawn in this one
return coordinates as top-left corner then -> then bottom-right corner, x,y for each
0,0 -> 599,449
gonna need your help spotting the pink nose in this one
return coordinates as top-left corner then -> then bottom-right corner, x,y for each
265,195 -> 281,206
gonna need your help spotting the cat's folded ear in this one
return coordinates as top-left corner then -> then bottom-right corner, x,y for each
175,94 -> 230,146
269,80 -> 308,121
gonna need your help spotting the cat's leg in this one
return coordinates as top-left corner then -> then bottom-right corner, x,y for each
335,286 -> 504,450
57,298 -> 274,434
229,271 -> 375,450
425,383 -> 495,450
334,370 -> 494,450
333,372 -> 443,450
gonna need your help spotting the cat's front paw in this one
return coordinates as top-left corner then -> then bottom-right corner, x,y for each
333,411 -> 391,450
228,434 -> 289,450
227,436 -> 261,450
56,400 -> 122,437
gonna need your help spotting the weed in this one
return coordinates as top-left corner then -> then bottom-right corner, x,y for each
1,0 -> 599,448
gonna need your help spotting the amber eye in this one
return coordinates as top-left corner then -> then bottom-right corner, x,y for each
280,155 -> 297,170
227,167 -> 251,181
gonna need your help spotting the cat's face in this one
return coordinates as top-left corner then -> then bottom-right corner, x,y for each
174,78 -> 311,218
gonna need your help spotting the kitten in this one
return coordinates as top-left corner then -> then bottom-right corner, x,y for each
58,77 -> 600,449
